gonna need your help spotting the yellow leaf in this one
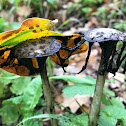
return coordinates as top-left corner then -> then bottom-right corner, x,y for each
0,18 -> 60,47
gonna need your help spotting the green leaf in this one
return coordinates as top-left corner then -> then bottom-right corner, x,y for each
63,83 -> 95,97
102,94 -> 124,108
0,104 -> 19,125
99,104 -> 126,125
0,69 -> 20,85
10,76 -> 31,95
60,112 -> 88,126
103,88 -> 115,97
101,94 -> 111,106
17,113 -> 68,126
50,75 -> 96,85
23,110 -> 43,126
98,112 -> 117,126
22,76 -> 42,112
18,112 -> 88,126
98,7 -> 106,13
82,7 -> 92,14
110,97 -> 124,108
101,105 -> 126,121
24,121 -> 43,126
3,96 -> 23,105
0,82 -> 4,97
0,18 -> 10,33
47,0 -> 56,4
0,69 -> 32,95
122,119 -> 126,126
24,120 -> 43,126
11,21 -> 21,29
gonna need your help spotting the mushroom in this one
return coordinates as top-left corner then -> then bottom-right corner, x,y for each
79,28 -> 126,75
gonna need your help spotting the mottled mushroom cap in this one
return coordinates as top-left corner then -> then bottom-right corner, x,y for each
84,28 -> 126,42
14,38 -> 61,58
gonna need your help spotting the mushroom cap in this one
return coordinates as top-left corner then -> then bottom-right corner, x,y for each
14,38 -> 61,58
84,28 -> 126,42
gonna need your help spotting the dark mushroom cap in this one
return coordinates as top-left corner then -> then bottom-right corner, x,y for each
14,38 -> 61,58
84,28 -> 126,42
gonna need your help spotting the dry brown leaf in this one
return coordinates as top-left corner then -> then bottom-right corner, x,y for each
74,56 -> 82,62
55,94 -> 63,104
108,72 -> 125,83
121,92 -> 126,99
62,94 -> 91,113
82,105 -> 90,114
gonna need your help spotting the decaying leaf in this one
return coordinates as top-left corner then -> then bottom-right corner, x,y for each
62,94 -> 91,113
0,18 -> 59,47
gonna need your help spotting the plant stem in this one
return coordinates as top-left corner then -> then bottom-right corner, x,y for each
47,57 -> 53,77
40,62 -> 58,126
47,57 -> 59,95
88,57 -> 107,126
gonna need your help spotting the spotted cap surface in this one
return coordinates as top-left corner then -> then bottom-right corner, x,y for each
14,38 -> 61,58
84,28 -> 126,42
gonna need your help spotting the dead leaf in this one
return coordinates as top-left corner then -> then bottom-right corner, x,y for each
121,92 -> 126,99
108,72 -> 125,83
61,94 -> 91,113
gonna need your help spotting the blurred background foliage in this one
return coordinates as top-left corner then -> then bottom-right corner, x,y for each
1,0 -> 126,32
0,0 -> 126,126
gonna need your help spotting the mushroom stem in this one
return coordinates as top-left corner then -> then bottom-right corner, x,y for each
40,62 -> 58,126
88,55 -> 107,126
